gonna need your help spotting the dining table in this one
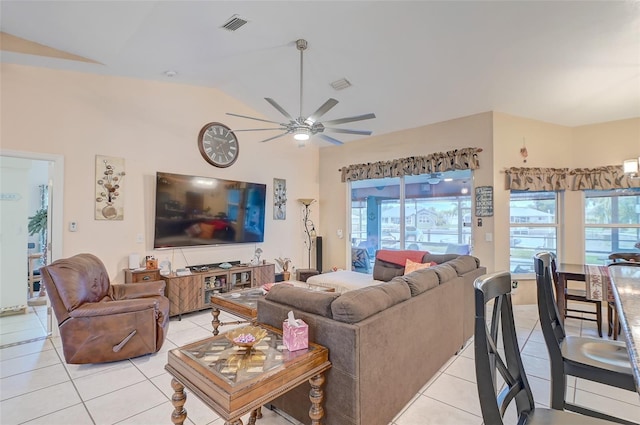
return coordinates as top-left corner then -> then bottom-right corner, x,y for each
608,264 -> 640,395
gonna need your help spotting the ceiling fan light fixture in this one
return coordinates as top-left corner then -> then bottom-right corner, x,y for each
293,127 -> 311,141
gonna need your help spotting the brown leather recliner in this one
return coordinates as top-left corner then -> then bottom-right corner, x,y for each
41,253 -> 170,364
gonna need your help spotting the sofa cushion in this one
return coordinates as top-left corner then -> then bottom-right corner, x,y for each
422,253 -> 460,264
265,285 -> 340,318
430,263 -> 458,283
372,258 -> 405,282
331,279 -> 411,323
446,255 -> 480,275
400,268 -> 440,296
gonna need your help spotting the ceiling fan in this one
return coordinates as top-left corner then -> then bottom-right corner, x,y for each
226,39 -> 376,145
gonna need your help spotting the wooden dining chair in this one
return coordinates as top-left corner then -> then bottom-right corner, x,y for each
473,270 -> 618,425
534,252 -> 638,425
607,252 -> 640,340
552,259 -> 603,337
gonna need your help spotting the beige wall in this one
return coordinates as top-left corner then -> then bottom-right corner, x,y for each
0,64 -> 320,281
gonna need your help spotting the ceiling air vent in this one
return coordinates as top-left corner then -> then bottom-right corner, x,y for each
221,15 -> 249,32
330,78 -> 352,91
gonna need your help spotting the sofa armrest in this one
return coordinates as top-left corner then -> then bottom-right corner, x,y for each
69,299 -> 158,318
109,281 -> 166,301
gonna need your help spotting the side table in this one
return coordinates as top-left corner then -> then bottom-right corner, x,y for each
296,268 -> 319,282
166,324 -> 331,425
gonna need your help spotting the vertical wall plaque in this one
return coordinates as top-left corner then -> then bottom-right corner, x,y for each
95,155 -> 125,220
273,178 -> 287,220
475,186 -> 494,217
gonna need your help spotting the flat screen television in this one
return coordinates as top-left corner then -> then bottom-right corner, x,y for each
154,172 -> 266,249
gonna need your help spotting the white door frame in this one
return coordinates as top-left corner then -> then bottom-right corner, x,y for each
0,150 -> 64,262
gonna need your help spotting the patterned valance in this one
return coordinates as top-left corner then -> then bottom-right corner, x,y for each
339,147 -> 481,182
570,165 -> 640,190
505,165 -> 640,191
505,167 -> 569,191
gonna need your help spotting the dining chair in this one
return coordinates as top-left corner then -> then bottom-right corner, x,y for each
555,258 -> 603,337
473,270 -> 617,425
607,253 -> 640,339
534,252 -> 638,424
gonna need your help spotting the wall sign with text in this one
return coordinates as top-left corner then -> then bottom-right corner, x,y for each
475,186 -> 494,217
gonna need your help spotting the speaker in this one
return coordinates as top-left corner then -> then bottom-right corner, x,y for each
315,236 -> 323,273
128,253 -> 140,269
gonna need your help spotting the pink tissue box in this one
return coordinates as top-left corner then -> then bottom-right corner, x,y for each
282,319 -> 308,351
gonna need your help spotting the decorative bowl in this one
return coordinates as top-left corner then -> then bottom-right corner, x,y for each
226,326 -> 268,348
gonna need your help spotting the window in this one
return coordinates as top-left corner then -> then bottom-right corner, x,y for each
509,191 -> 559,274
350,171 -> 472,273
584,189 -> 640,264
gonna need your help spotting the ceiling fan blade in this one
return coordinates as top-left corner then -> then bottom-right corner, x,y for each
307,98 -> 338,122
317,134 -> 344,145
322,113 -> 376,126
258,132 -> 290,143
323,128 -> 372,136
226,112 -> 284,125
232,128 -> 288,132
265,98 -> 294,121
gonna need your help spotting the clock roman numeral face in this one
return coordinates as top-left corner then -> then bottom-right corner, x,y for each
198,123 -> 239,168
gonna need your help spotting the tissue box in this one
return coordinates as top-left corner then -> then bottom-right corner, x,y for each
282,319 -> 308,351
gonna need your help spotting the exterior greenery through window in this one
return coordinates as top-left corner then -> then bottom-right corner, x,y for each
509,191 -> 559,274
350,170 -> 472,274
584,189 -> 640,264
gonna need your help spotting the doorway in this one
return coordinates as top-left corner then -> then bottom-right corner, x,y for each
0,150 -> 64,347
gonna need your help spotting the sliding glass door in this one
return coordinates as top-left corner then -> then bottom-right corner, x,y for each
350,171 -> 472,273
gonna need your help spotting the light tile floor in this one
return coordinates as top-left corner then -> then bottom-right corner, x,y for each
1,305 -> 639,425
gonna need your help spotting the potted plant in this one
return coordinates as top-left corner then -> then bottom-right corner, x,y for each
275,257 -> 292,280
27,208 -> 48,293
28,208 -> 48,260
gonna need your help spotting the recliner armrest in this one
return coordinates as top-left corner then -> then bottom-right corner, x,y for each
69,298 -> 158,318
110,281 -> 166,301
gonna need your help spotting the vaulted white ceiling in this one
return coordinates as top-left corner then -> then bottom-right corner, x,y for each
1,1 -> 639,144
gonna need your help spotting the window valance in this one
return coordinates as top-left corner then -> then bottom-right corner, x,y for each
506,165 -> 640,191
339,147 -> 481,182
505,167 -> 569,191
570,165 -> 640,190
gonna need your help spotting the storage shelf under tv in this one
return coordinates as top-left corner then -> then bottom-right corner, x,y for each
162,263 -> 274,318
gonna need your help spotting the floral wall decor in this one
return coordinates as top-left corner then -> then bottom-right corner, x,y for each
95,155 -> 125,220
274,178 -> 287,220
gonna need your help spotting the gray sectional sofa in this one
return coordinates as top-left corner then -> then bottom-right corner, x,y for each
257,252 -> 486,425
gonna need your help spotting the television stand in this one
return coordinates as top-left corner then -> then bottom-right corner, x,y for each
187,260 -> 242,273
162,262 -> 274,318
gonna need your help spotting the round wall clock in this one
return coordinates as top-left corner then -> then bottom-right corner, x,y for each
197,122 -> 239,168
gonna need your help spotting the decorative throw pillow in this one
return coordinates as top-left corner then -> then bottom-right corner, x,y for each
403,258 -> 432,275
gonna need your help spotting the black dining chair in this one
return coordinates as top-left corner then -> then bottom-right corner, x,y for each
607,253 -> 640,340
534,252 -> 638,424
474,270 -> 617,425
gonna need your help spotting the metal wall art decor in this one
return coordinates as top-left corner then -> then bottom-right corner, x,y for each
95,155 -> 125,220
274,178 -> 287,220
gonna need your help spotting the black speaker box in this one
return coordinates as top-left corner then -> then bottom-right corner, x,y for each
316,236 -> 323,273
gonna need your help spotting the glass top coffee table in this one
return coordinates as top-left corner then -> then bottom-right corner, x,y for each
210,284 -> 335,335
166,324 -> 331,425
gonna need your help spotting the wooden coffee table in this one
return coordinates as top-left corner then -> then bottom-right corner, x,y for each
166,324 -> 331,425
210,288 -> 262,335
210,284 -> 335,335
